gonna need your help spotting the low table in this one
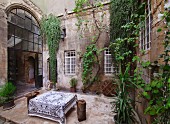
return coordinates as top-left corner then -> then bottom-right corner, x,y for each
28,91 -> 77,124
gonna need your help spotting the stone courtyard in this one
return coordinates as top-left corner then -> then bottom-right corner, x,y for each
0,90 -> 115,124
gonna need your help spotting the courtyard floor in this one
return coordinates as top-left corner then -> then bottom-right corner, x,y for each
0,90 -> 115,124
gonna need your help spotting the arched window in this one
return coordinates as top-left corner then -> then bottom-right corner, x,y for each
7,8 -> 42,53
7,7 -> 43,87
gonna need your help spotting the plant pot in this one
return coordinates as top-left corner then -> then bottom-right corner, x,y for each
3,99 -> 15,110
70,87 -> 76,92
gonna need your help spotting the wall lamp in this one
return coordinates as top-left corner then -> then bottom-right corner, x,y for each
61,27 -> 66,41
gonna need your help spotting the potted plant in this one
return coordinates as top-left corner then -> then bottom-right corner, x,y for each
112,65 -> 137,124
0,82 -> 16,110
69,78 -> 77,92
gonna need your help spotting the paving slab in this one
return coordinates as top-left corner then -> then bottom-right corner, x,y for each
0,90 -> 115,124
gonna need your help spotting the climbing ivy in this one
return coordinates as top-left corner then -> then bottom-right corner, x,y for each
40,14 -> 61,85
82,44 -> 98,85
139,9 -> 170,123
110,0 -> 139,41
74,0 -> 108,86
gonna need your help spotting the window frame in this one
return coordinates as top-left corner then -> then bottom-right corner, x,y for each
104,48 -> 118,75
140,0 -> 152,51
64,50 -> 76,75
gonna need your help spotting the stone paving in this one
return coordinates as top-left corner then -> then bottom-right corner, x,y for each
0,90 -> 115,124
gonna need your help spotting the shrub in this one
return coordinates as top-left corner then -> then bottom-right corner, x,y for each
0,82 -> 16,103
69,78 -> 78,88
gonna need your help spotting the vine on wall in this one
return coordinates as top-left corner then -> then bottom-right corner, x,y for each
40,14 -> 61,85
109,0 -> 141,72
110,0 -> 139,41
74,0 -> 108,87
140,8 -> 170,123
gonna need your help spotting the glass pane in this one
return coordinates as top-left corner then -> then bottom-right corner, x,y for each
39,45 -> 42,52
17,17 -> 24,28
23,29 -> 29,40
38,69 -> 42,75
32,24 -> 36,33
14,37 -> 22,47
9,13 -> 16,24
22,40 -> 28,50
25,11 -> 31,18
15,37 -> 22,49
8,24 -> 14,35
29,32 -> 33,42
32,16 -> 38,26
34,44 -> 39,52
11,9 -> 16,14
28,42 -> 33,51
25,17 -> 31,30
34,34 -> 38,43
8,36 -> 14,48
38,36 -> 42,44
15,27 -> 23,38
17,9 -> 24,18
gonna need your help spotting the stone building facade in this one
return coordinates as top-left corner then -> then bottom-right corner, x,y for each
0,0 -> 168,123
43,2 -> 111,90
0,0 -> 42,87
136,0 -> 167,123
0,0 -> 112,90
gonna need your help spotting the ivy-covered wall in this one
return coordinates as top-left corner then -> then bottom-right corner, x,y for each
110,0 -> 139,41
136,1 -> 166,124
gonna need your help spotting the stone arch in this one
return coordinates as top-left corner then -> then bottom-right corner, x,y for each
5,3 -> 41,26
5,2 -> 43,92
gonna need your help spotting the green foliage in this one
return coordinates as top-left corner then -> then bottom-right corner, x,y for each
0,82 -> 16,103
69,78 -> 78,87
109,2 -> 146,123
139,9 -> 170,124
40,14 -> 61,84
112,64 -> 137,124
110,0 -> 139,41
109,9 -> 145,71
82,44 -> 98,85
74,0 -> 107,86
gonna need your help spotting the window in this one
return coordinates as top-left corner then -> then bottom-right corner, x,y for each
104,49 -> 118,75
7,8 -> 42,52
65,51 -> 76,75
140,0 -> 152,50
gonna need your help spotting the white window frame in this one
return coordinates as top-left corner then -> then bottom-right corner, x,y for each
140,0 -> 152,51
64,51 -> 76,75
104,49 -> 118,75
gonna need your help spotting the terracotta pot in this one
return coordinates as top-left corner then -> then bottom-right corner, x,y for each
3,99 -> 15,110
70,87 -> 76,92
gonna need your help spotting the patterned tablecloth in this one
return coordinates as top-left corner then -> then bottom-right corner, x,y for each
28,91 -> 77,124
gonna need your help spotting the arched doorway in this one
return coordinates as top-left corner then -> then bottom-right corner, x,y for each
7,7 -> 43,96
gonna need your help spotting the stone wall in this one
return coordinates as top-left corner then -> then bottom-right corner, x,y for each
42,4 -> 111,90
0,6 -> 7,86
136,0 -> 165,124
